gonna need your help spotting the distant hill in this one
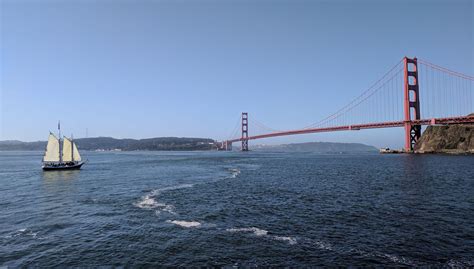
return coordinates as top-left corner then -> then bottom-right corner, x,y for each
253,142 -> 377,153
0,137 -> 216,151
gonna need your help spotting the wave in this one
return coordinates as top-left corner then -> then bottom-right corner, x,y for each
226,227 -> 268,236
313,240 -> 332,250
167,220 -> 201,228
134,195 -> 175,214
376,252 -> 414,266
228,168 -> 241,178
134,195 -> 159,209
135,169 -> 239,215
1,228 -> 43,240
226,227 -> 297,245
348,247 -> 414,266
445,259 -> 474,267
16,228 -> 37,238
273,236 -> 298,245
134,183 -> 194,215
381,254 -> 411,264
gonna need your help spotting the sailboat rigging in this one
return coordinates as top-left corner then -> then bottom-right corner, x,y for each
42,121 -> 85,170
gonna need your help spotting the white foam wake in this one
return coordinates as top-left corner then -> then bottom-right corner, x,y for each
229,168 -> 241,178
377,253 -> 414,265
273,236 -> 298,245
349,247 -> 414,265
226,227 -> 268,236
134,184 -> 194,214
167,220 -> 201,228
226,227 -> 297,245
134,195 -> 159,209
313,240 -> 332,250
1,228 -> 41,240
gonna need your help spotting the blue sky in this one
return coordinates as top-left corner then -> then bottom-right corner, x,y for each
0,0 -> 472,147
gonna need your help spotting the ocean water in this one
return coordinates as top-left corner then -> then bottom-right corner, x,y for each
0,151 -> 473,267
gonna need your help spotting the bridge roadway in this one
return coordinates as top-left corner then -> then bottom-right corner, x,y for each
226,115 -> 474,143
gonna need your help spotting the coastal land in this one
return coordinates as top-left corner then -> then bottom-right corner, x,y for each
2,122 -> 473,154
0,137 -> 216,151
415,124 -> 474,154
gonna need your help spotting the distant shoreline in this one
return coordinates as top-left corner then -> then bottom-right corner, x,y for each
0,137 -> 217,151
0,139 -> 378,153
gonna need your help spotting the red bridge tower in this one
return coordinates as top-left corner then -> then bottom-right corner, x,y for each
241,112 -> 249,151
403,57 -> 421,152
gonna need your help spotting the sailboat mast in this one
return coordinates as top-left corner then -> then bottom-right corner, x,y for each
71,134 -> 74,162
58,121 -> 63,163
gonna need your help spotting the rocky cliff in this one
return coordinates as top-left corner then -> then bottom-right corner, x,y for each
414,124 -> 474,154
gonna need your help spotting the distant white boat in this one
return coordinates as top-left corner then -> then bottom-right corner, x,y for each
42,122 -> 85,170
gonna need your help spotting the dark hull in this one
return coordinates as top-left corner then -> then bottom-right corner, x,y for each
42,162 -> 84,171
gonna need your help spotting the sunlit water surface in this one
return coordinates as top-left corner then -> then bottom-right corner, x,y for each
0,151 -> 473,267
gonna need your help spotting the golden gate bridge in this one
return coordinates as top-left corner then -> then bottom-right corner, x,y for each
219,57 -> 474,152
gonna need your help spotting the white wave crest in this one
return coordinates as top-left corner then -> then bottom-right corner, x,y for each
314,240 -> 332,250
2,228 -> 40,240
226,227 -> 268,236
229,168 -> 241,178
351,248 -> 414,266
18,228 -> 37,238
273,236 -> 297,245
167,220 -> 201,228
379,253 -> 414,265
157,204 -> 176,215
134,195 -> 159,209
226,227 -> 296,245
134,194 -> 176,215
134,184 -> 194,214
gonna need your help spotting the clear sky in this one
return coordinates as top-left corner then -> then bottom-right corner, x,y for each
0,0 -> 472,148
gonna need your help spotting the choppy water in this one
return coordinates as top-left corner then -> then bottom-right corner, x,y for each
0,151 -> 473,267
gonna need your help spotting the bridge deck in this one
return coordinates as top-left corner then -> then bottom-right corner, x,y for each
226,116 -> 474,143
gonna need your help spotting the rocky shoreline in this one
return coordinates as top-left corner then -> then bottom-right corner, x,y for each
414,124 -> 473,154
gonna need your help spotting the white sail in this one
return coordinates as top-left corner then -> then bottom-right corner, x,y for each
62,137 -> 73,162
72,141 -> 81,161
43,133 -> 60,162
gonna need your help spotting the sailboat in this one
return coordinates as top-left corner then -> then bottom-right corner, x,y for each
42,122 -> 85,170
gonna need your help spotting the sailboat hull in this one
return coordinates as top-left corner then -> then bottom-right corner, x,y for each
42,162 -> 85,171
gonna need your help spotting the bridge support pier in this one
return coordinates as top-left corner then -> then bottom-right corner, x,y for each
403,57 -> 421,152
241,112 -> 249,151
